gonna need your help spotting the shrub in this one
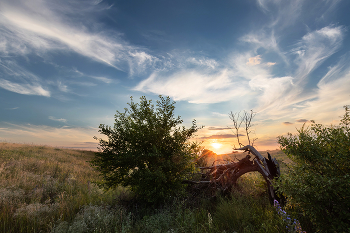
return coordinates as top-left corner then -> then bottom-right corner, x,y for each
91,96 -> 201,204
277,105 -> 350,232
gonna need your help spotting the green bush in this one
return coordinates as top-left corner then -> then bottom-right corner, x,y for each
91,96 -> 201,204
277,106 -> 350,232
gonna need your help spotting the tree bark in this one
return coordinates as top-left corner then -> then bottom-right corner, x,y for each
186,145 -> 280,204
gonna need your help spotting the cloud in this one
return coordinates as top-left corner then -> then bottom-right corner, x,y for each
256,0 -> 304,29
133,69 -> 247,104
208,127 -> 232,130
187,57 -> 218,69
49,116 -> 67,123
134,51 -> 292,105
239,25 -> 345,119
0,60 -> 50,96
240,30 -> 287,63
295,59 -> 350,123
283,122 -> 293,125
246,55 -> 261,66
248,75 -> 294,110
57,81 -> 68,92
296,119 -> 308,123
212,112 -> 229,118
0,0 -> 156,75
199,134 -> 241,139
133,22 -> 344,125
91,76 -> 113,84
266,62 -> 276,66
254,25 -> 346,120
293,25 -> 343,82
72,68 -> 114,84
0,79 -> 50,97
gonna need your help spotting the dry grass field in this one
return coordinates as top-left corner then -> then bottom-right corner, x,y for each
0,142 -> 291,233
0,142 -> 127,233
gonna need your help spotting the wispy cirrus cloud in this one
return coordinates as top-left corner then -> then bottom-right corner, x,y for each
0,61 -> 50,96
0,0 -> 156,75
294,56 -> 350,122
186,57 -> 218,69
208,127 -> 232,130
199,134 -> 242,139
256,0 -> 304,29
0,79 -> 50,96
240,30 -> 288,64
49,116 -> 67,123
293,25 -> 343,82
73,68 -> 114,84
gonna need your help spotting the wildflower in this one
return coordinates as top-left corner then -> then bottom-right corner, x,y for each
208,212 -> 213,228
273,199 -> 306,233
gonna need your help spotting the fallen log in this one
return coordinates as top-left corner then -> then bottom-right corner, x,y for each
185,145 -> 282,204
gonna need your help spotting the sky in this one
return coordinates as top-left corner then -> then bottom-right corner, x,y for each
1,0 -> 350,154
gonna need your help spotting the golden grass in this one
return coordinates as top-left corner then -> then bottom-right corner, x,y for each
0,143 -> 290,233
0,142 -> 127,233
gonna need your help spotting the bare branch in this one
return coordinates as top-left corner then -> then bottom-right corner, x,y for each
229,110 -> 257,149
229,111 -> 244,148
242,110 -> 256,146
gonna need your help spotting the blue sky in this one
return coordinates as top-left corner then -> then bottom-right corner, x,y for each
1,0 -> 350,153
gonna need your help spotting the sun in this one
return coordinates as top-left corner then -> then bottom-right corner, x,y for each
211,142 -> 222,150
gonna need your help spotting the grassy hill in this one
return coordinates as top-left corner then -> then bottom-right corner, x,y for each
0,142 -> 291,233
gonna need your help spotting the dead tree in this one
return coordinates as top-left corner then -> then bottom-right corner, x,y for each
186,145 -> 281,204
185,110 -> 283,205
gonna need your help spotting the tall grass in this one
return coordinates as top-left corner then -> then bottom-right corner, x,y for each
0,143 -> 291,233
0,143 -> 123,232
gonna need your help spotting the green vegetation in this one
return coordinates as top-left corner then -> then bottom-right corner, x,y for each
91,96 -> 201,204
277,105 -> 350,232
2,98 -> 349,233
0,142 -> 290,233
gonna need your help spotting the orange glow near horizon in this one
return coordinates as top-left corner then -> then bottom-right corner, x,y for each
199,137 -> 279,155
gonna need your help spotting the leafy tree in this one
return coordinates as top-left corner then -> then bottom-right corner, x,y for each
91,96 -> 201,204
277,106 -> 350,232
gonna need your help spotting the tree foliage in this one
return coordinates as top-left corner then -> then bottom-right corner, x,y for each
91,96 -> 201,204
277,105 -> 350,232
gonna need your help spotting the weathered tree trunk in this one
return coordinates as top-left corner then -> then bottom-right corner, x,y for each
186,145 -> 281,204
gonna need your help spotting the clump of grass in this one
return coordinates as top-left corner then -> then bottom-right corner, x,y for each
212,173 -> 287,233
51,204 -> 133,233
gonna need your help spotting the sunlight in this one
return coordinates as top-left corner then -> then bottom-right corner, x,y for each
211,142 -> 222,150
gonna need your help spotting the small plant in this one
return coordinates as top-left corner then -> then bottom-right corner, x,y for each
273,200 -> 305,233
